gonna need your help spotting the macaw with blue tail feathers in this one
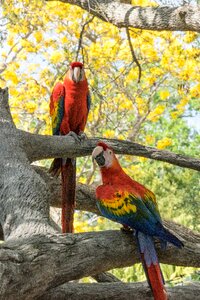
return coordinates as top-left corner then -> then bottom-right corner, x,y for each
92,141 -> 184,300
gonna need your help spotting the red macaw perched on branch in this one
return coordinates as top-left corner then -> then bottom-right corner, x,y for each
92,142 -> 184,300
49,62 -> 90,233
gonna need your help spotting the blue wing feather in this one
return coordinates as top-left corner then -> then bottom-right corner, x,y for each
87,92 -> 91,113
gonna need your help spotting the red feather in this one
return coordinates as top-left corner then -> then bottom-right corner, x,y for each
145,261 -> 168,300
49,62 -> 89,233
97,141 -> 112,151
70,61 -> 83,68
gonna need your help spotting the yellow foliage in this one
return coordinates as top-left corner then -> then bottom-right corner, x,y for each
34,31 -> 43,43
184,32 -> 198,43
190,84 -> 200,98
131,0 -> 157,6
61,36 -> 68,44
135,97 -> 147,115
139,157 -> 147,162
7,36 -> 14,47
146,75 -> 156,85
1,0 -> 199,147
147,105 -> 165,122
3,70 -> 19,84
104,129 -> 115,138
159,90 -> 170,100
157,138 -> 172,150
145,135 -> 155,144
25,102 -> 37,113
176,98 -> 189,110
12,113 -> 20,125
170,111 -> 179,119
50,50 -> 64,63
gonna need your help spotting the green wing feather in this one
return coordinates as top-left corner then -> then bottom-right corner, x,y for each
50,82 -> 65,135
97,188 -> 162,235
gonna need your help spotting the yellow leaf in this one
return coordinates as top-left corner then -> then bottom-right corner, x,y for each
50,51 -> 64,63
104,129 -> 115,138
176,98 -> 189,110
3,70 -> 19,84
25,102 -> 37,113
157,138 -> 172,150
159,90 -> 170,100
34,31 -> 43,43
61,36 -> 68,44
145,135 -> 155,144
147,105 -> 165,122
190,84 -> 200,98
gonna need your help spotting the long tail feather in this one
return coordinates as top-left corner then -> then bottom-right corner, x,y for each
49,158 -> 62,177
61,158 -> 76,233
136,231 -> 168,300
158,225 -> 184,249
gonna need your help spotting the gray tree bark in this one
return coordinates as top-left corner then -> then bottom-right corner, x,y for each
38,282 -> 200,300
0,87 -> 199,299
46,0 -> 200,32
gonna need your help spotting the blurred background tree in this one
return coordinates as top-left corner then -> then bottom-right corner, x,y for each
0,0 -> 199,285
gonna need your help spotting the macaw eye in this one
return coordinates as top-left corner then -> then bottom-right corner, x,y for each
109,150 -> 112,155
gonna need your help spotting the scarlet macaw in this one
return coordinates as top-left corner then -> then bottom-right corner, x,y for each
49,62 -> 90,233
92,142 -> 183,300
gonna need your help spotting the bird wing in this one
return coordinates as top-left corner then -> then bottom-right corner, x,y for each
97,187 -> 162,236
87,92 -> 91,113
50,82 -> 65,135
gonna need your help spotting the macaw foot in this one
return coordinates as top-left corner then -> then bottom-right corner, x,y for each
67,131 -> 81,143
120,225 -> 133,234
78,131 -> 88,141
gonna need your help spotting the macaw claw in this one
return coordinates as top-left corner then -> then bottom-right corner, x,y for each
78,131 -> 88,141
120,225 -> 134,234
67,131 -> 81,143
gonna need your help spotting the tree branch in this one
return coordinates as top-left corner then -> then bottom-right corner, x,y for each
0,231 -> 200,300
0,87 -> 15,127
0,229 -> 199,299
125,27 -> 141,83
75,15 -> 95,62
38,282 -> 200,300
20,131 -> 200,171
46,1 -> 200,32
93,272 -> 121,283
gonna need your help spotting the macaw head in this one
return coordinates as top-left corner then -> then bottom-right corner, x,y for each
69,61 -> 85,83
92,142 -> 115,168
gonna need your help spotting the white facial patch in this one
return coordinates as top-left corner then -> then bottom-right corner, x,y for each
92,146 -> 104,159
103,148 -> 114,168
92,146 -> 114,168
73,67 -> 81,82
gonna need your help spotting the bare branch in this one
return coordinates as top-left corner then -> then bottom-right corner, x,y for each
125,27 -> 141,83
75,15 -> 95,62
45,1 -> 200,32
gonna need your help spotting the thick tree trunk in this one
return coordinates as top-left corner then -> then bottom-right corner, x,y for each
0,230 -> 200,299
0,87 -> 199,299
38,282 -> 200,300
46,0 -> 200,32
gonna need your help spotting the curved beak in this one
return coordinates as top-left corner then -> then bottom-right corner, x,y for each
72,67 -> 81,83
92,151 -> 105,167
